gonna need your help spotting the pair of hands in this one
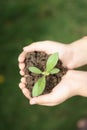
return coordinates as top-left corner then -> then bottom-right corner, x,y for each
18,36 -> 87,106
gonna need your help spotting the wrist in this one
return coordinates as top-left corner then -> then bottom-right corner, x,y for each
76,71 -> 87,97
67,70 -> 87,97
69,37 -> 87,68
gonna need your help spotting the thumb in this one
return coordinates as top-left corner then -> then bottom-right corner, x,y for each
29,93 -> 56,106
29,83 -> 74,106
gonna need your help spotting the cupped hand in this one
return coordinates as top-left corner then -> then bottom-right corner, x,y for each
19,70 -> 87,106
18,40 -> 73,76
18,37 -> 87,76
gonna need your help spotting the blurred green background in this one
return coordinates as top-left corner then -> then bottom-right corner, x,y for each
0,0 -> 87,130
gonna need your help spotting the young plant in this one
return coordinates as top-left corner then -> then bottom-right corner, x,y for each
29,52 -> 60,97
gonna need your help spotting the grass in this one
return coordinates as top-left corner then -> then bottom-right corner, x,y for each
0,0 -> 87,130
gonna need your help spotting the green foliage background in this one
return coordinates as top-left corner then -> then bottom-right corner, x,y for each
0,0 -> 87,130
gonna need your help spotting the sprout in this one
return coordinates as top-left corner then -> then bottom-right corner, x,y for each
29,52 -> 60,97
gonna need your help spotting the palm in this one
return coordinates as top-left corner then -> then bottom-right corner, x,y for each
49,70 -> 75,106
29,70 -> 75,106
18,41 -> 73,76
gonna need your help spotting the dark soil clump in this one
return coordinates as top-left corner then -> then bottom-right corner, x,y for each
24,51 -> 67,97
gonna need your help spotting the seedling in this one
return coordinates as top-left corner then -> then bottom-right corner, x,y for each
29,52 -> 60,97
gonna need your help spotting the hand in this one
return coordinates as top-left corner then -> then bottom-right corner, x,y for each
19,70 -> 87,106
18,40 -> 74,76
18,36 -> 87,76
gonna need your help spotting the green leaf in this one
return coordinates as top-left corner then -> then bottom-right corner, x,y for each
50,68 -> 60,74
46,53 -> 59,72
29,66 -> 42,74
32,76 -> 46,97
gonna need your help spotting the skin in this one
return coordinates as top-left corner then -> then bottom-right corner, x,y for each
18,36 -> 87,106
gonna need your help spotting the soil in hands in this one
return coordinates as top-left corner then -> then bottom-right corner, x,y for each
24,51 -> 67,97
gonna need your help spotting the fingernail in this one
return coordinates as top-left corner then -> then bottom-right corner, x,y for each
30,99 -> 36,105
23,47 -> 27,50
23,47 -> 25,50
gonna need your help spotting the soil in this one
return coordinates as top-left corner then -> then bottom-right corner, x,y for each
24,51 -> 67,97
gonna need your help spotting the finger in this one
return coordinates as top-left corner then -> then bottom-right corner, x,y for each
19,70 -> 25,76
23,42 -> 50,54
19,63 -> 25,70
21,77 -> 26,84
30,100 -> 57,106
18,51 -> 27,62
30,82 -> 72,106
22,88 -> 31,99
19,82 -> 26,89
29,93 -> 57,105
